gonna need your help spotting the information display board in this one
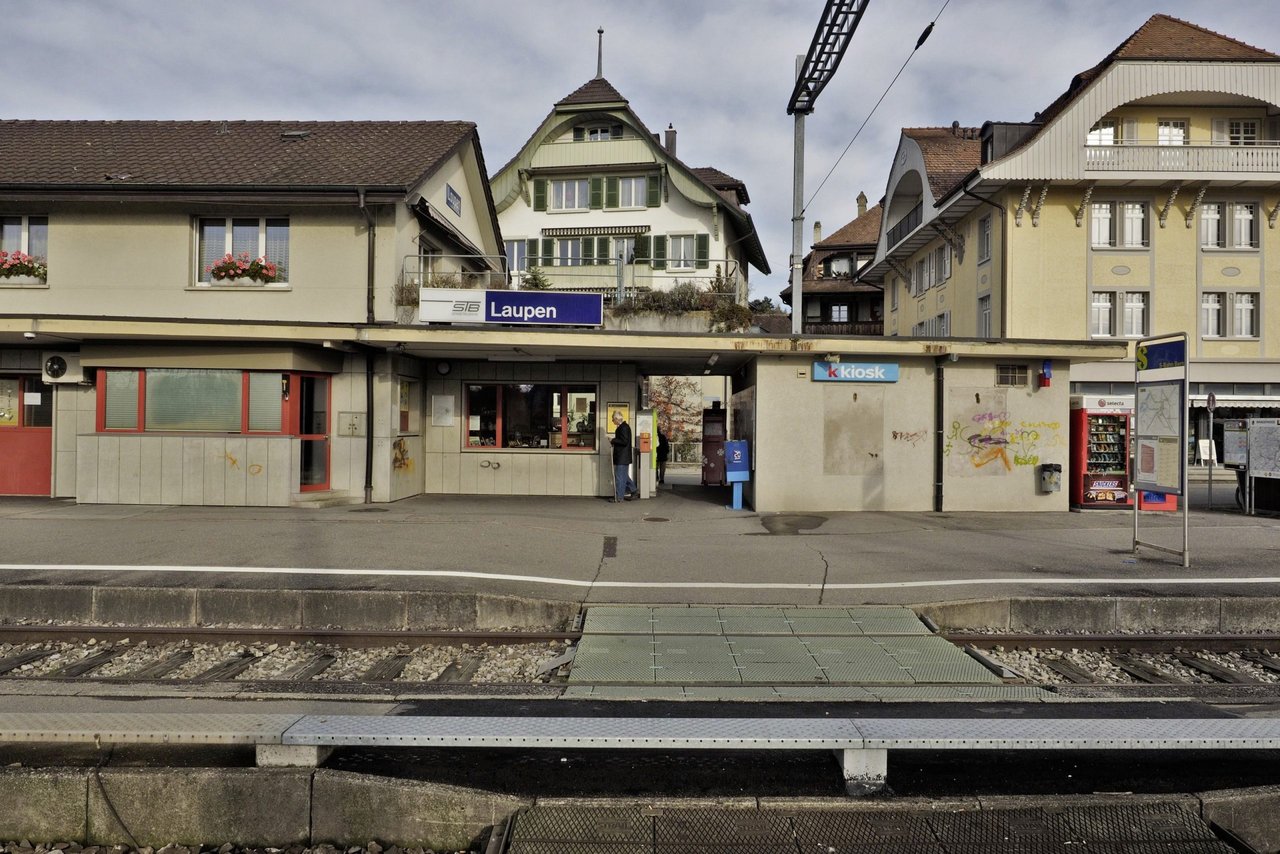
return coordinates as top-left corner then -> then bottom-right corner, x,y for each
1248,419 -> 1280,480
1223,420 -> 1248,468
1134,379 -> 1184,495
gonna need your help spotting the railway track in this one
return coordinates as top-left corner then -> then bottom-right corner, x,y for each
950,632 -> 1280,688
6,625 -> 1280,691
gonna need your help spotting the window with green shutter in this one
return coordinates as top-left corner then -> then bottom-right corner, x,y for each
651,235 -> 667,270
589,177 -> 603,210
581,237 -> 595,265
605,177 -> 619,209
597,236 -> 611,264
541,238 -> 554,266
525,239 -> 540,268
646,176 -> 661,208
635,234 -> 651,265
533,179 -> 547,212
695,233 -> 710,269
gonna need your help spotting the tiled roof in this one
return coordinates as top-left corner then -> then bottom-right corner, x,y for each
690,167 -> 750,205
0,120 -> 476,188
1024,15 -> 1280,155
816,204 -> 882,248
556,77 -> 629,107
903,127 -> 982,200
752,314 -> 792,334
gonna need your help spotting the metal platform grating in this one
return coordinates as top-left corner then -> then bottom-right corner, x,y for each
737,661 -> 828,684
500,805 -> 1235,853
0,712 -> 301,744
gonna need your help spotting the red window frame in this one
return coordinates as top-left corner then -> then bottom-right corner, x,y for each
96,369 -> 290,434
463,383 -> 597,451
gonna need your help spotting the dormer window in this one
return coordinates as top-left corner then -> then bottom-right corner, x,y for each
828,256 -> 851,277
574,124 -> 623,142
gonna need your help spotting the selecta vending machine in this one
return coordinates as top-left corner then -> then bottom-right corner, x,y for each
1070,395 -> 1133,508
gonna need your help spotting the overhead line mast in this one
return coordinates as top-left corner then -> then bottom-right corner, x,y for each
788,0 -> 871,335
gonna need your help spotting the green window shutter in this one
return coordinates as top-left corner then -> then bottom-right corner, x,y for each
541,238 -> 554,266
589,177 -> 604,210
597,236 -> 611,264
605,177 -> 619,209
533,179 -> 547,212
646,175 -> 661,208
651,235 -> 667,270
525,239 -> 539,267
695,233 -> 710,269
611,124 -> 623,139
573,127 -> 584,142
581,238 -> 594,265
635,235 -> 651,265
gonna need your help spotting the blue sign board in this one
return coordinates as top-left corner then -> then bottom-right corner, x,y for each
725,440 -> 750,483
811,362 -> 900,383
1136,340 -> 1185,371
484,291 -> 603,326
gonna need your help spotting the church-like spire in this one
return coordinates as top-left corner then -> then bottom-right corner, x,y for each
596,27 -> 604,79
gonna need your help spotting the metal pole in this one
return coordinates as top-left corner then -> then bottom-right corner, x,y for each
790,55 -> 806,336
1182,334 -> 1190,567
616,252 -> 624,305
1208,408 -> 1215,509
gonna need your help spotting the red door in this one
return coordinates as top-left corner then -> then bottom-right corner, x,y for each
291,374 -> 330,492
0,376 -> 53,495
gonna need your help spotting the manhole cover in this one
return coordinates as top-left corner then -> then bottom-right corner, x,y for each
644,516 -> 669,522
348,508 -> 389,513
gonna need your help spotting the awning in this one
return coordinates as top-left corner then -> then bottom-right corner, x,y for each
1189,395 -> 1280,409
541,225 -> 651,237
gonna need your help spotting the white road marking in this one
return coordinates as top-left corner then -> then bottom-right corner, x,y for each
1,564 -> 1279,590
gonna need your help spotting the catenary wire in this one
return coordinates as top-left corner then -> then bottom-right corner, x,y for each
804,0 -> 951,213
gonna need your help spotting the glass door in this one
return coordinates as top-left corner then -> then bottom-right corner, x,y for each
295,374 -> 329,491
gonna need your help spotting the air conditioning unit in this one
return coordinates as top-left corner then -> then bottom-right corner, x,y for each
41,352 -> 84,384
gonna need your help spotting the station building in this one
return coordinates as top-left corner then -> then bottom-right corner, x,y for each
0,117 -> 1124,512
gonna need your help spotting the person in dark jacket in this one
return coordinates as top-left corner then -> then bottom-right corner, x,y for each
656,424 -> 670,485
610,410 -> 637,502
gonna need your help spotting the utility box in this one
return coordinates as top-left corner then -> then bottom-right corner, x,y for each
1039,463 -> 1062,494
725,440 -> 750,483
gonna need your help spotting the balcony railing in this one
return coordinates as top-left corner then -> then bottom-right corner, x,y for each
886,202 -> 922,248
802,321 -> 884,336
1084,141 -> 1280,172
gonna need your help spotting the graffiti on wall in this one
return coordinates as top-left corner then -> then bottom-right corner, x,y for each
890,429 -> 929,447
392,437 -> 414,473
944,389 -> 1064,475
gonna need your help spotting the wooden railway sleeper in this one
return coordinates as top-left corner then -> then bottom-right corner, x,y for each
1042,656 -> 1098,684
361,653 -> 412,682
47,648 -> 121,678
1241,651 -> 1280,674
1111,654 -> 1188,684
436,655 -> 482,683
278,653 -> 337,681
124,650 -> 194,680
1175,653 -> 1262,684
193,652 -> 258,681
0,649 -> 56,676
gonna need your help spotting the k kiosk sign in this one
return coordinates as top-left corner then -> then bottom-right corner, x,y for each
811,361 -> 900,383
420,288 -> 604,327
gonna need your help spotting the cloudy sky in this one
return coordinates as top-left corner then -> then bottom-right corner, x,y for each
5,1 -> 1280,304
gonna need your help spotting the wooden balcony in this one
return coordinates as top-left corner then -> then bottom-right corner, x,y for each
803,321 -> 883,336
1084,142 -> 1280,173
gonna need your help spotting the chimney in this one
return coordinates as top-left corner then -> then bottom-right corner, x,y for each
857,191 -> 867,217
813,221 -> 823,244
664,123 -> 676,156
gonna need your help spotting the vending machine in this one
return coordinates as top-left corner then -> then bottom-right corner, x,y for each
1070,395 -> 1133,508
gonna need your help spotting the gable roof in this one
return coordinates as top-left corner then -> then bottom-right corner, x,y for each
556,77 -> 629,108
817,203 -> 882,248
1024,15 -> 1280,154
0,120 -> 477,190
903,127 -> 982,201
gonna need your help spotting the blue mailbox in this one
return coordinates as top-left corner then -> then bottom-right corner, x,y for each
725,441 -> 750,483
724,440 -> 750,511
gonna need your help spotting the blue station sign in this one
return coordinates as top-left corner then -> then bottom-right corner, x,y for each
1136,340 -> 1186,371
420,288 -> 603,327
811,361 -> 900,383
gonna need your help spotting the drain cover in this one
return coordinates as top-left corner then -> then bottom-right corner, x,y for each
643,517 -> 669,522
602,536 -> 618,558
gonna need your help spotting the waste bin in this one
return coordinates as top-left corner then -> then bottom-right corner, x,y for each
1039,463 -> 1062,494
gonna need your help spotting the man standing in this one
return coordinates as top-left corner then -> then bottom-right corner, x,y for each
610,410 -> 637,502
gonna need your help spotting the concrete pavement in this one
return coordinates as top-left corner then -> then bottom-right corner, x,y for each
0,465 -> 1277,609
